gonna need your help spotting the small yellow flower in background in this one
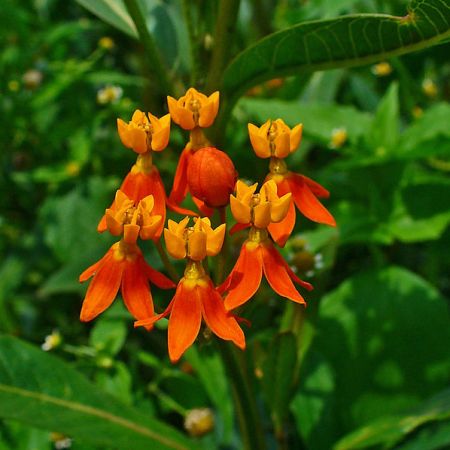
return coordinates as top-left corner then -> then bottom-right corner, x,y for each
371,61 -> 392,76
184,408 -> 215,437
98,36 -> 115,50
248,119 -> 303,159
164,217 -> 226,261
8,80 -> 20,92
97,85 -> 123,104
230,179 -> 291,229
50,433 -> 72,449
22,69 -> 43,90
412,106 -> 424,119
329,127 -> 348,149
65,161 -> 81,176
117,110 -> 171,153
41,330 -> 62,351
167,87 -> 219,129
422,78 -> 438,98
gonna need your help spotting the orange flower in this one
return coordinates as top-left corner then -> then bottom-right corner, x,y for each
167,88 -> 219,130
248,120 -> 336,247
187,147 -> 237,208
248,119 -> 302,159
98,153 -> 192,239
80,240 -> 174,323
219,228 -> 312,311
136,217 -> 245,363
117,110 -> 170,154
80,191 -> 174,323
220,180 -> 312,309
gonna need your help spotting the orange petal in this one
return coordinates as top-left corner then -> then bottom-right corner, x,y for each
229,222 -> 251,235
289,174 -> 336,226
164,228 -> 186,259
200,280 -> 245,349
79,250 -> 111,282
268,199 -> 296,247
121,257 -> 154,322
224,243 -> 263,310
301,174 -> 330,198
144,261 -> 176,289
248,123 -> 270,158
261,243 -> 307,304
134,299 -> 173,329
290,124 -> 303,153
146,169 -> 166,239
168,282 -> 202,362
80,251 -> 124,321
169,147 -> 191,206
192,196 -> 214,217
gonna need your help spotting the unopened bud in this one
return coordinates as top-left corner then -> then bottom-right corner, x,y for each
187,147 -> 237,208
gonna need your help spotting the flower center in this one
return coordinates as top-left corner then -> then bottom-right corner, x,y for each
248,226 -> 268,243
269,157 -> 288,175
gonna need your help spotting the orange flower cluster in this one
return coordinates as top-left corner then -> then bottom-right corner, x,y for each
79,87 -> 335,362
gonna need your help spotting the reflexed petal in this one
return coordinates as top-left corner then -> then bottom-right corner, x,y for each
261,243 -> 307,304
224,244 -> 263,310
289,174 -> 336,226
80,252 -> 124,321
169,147 -> 191,205
301,174 -> 330,198
230,195 -> 251,224
168,282 -> 202,362
229,222 -> 251,235
290,124 -> 303,152
144,261 -> 176,289
192,196 -> 214,217
121,257 -> 154,322
268,199 -> 295,247
79,249 -> 112,282
164,229 -> 186,259
200,281 -> 245,349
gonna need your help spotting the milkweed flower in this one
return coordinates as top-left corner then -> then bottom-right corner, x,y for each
167,88 -> 221,216
136,217 -> 245,363
219,180 -> 313,310
98,110 -> 190,240
248,119 -> 336,247
80,192 -> 175,323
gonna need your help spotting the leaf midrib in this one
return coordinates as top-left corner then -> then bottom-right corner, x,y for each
0,383 -> 189,450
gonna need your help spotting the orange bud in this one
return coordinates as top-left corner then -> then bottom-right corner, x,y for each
187,147 -> 237,208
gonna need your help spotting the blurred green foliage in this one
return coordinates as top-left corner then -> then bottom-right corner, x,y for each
1,0 -> 449,449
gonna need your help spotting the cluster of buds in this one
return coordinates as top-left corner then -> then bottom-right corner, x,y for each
79,87 -> 335,362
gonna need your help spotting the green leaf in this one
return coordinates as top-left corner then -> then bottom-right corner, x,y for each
294,266 -> 450,449
75,0 -> 136,37
367,82 -> 400,151
0,335 -> 195,450
90,318 -> 127,356
334,389 -> 450,450
223,0 -> 450,98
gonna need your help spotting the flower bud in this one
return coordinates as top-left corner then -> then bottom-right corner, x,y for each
187,147 -> 237,208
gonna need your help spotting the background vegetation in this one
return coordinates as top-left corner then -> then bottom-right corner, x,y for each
1,0 -> 450,449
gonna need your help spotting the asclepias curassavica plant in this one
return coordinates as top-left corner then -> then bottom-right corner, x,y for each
1,0 -> 450,449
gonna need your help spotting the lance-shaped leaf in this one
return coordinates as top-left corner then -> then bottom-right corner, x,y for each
222,0 -> 450,98
0,335 -> 195,450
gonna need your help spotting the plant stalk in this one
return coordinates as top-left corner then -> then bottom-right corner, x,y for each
155,241 -> 179,283
124,0 -> 175,97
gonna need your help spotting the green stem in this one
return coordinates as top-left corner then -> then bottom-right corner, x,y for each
155,240 -> 180,283
124,0 -> 175,97
204,0 -> 241,94
217,341 -> 267,450
182,0 -> 200,87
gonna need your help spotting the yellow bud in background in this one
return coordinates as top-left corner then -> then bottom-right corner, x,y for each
184,408 -> 215,437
